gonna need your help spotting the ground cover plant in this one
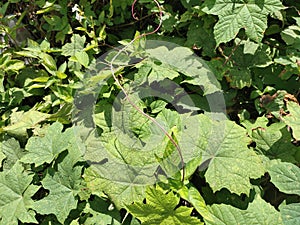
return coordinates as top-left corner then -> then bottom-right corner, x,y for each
0,0 -> 299,224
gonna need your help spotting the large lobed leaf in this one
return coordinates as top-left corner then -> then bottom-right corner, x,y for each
202,0 -> 284,45
21,122 -> 71,167
33,166 -> 82,223
0,162 -> 39,225
181,114 -> 265,195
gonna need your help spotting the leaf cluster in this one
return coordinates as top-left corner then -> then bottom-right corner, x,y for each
0,0 -> 299,224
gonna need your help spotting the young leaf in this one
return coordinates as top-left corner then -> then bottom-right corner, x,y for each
61,34 -> 86,56
21,122 -> 70,167
268,161 -> 300,196
0,162 -> 39,225
202,0 -> 284,45
126,187 -> 203,225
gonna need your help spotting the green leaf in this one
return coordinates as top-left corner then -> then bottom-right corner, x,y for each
41,53 -> 57,72
282,101 -> 300,141
185,17 -> 216,57
224,68 -> 252,89
281,18 -> 300,46
75,51 -> 89,68
126,186 -> 203,225
0,150 -> 5,168
21,122 -> 70,167
150,100 -> 168,114
202,0 -> 284,44
206,195 -> 282,225
83,196 -> 121,225
268,161 -> 300,196
138,61 -> 180,84
280,203 -> 300,225
146,44 -> 221,95
181,114 -> 265,195
0,138 -> 25,170
250,123 -> 299,163
33,165 -> 82,223
187,187 -> 214,222
3,109 -> 50,137
86,107 -> 195,208
83,160 -> 149,209
61,34 -> 86,56
0,162 -> 38,225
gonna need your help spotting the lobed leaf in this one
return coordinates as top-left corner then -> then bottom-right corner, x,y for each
181,114 -> 265,195
126,186 -> 203,225
21,122 -> 70,167
0,162 -> 38,225
202,0 -> 284,45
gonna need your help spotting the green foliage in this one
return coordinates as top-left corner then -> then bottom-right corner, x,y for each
202,0 -> 284,45
283,101 -> 300,140
20,122 -> 71,166
206,195 -> 282,225
268,161 -> 300,196
0,162 -> 39,225
0,0 -> 299,224
126,186 -> 203,224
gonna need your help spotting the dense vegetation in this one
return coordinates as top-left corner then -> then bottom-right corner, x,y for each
0,0 -> 299,224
